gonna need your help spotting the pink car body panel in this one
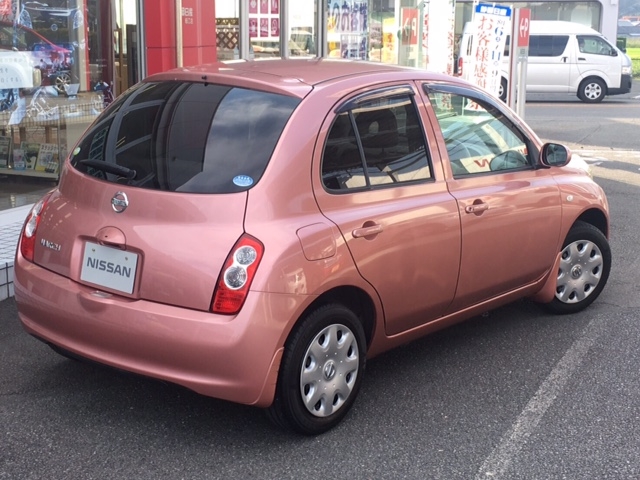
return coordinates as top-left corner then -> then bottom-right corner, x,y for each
14,59 -> 609,409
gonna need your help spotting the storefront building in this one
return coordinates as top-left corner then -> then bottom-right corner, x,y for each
0,0 -> 141,179
0,0 -> 618,181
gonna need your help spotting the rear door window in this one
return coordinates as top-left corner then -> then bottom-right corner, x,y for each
321,90 -> 432,191
71,81 -> 300,193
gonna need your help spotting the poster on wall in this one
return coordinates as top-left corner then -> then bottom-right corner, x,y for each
469,3 -> 512,97
327,1 -> 368,59
250,0 -> 282,51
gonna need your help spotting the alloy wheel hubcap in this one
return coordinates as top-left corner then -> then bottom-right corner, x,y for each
299,324 -> 359,418
585,84 -> 602,100
556,239 -> 603,303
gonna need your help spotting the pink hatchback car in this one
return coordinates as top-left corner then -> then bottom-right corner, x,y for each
14,59 -> 611,435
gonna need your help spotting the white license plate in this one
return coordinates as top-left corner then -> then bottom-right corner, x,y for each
80,242 -> 139,294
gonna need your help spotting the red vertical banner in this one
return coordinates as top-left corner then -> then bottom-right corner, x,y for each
260,0 -> 268,14
270,0 -> 279,14
401,8 -> 418,46
181,0 -> 216,66
249,0 -> 257,15
517,9 -> 531,48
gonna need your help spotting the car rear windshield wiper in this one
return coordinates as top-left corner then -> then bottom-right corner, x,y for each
79,159 -> 137,180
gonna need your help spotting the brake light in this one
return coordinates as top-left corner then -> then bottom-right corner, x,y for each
19,193 -> 53,262
211,234 -> 264,315
457,57 -> 463,76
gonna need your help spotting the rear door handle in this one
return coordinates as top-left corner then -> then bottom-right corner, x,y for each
352,224 -> 383,238
465,203 -> 489,214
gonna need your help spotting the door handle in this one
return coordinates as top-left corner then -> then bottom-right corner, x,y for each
465,203 -> 489,214
352,224 -> 383,238
578,57 -> 586,61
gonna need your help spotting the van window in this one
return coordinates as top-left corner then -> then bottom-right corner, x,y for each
498,34 -> 569,58
529,35 -> 569,57
577,35 -> 615,56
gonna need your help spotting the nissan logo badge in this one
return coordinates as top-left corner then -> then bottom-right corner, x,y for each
111,191 -> 129,213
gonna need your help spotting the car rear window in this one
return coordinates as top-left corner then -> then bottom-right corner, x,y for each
70,81 -> 300,193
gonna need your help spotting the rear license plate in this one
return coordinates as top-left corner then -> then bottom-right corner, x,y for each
80,242 -> 138,294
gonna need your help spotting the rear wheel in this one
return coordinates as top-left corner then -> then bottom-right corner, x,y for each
545,221 -> 611,314
266,304 -> 366,435
578,78 -> 606,103
499,77 -> 508,102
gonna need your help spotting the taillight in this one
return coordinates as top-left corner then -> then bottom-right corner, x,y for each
457,57 -> 463,76
19,193 -> 52,262
211,234 -> 264,315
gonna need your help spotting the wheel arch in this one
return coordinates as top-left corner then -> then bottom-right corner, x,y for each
291,286 -> 377,349
578,75 -> 608,94
575,207 -> 609,238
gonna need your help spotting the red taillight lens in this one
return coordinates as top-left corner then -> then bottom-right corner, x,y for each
457,57 -> 463,76
19,193 -> 52,262
211,234 -> 264,315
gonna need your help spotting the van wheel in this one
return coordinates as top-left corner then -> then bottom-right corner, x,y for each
578,78 -> 605,103
499,78 -> 508,102
266,304 -> 366,435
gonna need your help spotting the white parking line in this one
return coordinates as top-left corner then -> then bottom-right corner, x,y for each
474,319 -> 602,479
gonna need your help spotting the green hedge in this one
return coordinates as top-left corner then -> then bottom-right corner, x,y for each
624,38 -> 640,77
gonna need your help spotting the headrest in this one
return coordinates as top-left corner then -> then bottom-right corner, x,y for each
356,109 -> 398,149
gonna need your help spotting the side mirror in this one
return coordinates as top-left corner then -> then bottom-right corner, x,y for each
611,49 -> 618,57
540,143 -> 571,167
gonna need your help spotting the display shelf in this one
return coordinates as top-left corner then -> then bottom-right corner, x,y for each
0,168 -> 58,179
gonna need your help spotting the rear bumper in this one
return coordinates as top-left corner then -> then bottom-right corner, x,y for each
608,74 -> 632,95
14,255 -> 308,407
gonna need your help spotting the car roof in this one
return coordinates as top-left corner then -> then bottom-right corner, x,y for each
145,58 -> 455,98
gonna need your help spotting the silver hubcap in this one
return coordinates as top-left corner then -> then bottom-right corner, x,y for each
300,324 -> 359,418
584,83 -> 602,100
556,239 -> 603,303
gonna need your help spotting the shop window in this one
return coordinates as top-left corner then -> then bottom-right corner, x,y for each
0,0 -> 137,181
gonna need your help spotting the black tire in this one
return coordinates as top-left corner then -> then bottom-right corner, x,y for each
266,303 -> 366,435
499,77 -> 508,102
544,221 -> 611,314
577,78 -> 606,103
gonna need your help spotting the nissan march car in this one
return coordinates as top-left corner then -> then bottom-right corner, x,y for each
14,59 -> 611,435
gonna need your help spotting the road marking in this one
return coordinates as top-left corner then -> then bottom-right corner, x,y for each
474,319 -> 601,479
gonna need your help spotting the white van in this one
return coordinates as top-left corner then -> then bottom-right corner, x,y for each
457,20 -> 633,103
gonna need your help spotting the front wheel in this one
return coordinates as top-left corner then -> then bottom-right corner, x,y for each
545,221 -> 611,314
578,78 -> 606,103
266,304 -> 366,435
